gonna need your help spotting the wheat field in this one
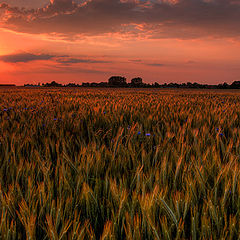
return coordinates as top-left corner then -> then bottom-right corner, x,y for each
0,88 -> 239,239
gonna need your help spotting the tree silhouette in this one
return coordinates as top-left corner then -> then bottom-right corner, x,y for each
108,76 -> 127,86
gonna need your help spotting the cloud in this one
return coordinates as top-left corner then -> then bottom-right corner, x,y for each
0,52 -> 111,65
56,57 -> 110,64
1,0 -> 240,39
0,52 -> 55,62
129,59 -> 142,63
128,59 -> 166,66
145,63 -> 165,67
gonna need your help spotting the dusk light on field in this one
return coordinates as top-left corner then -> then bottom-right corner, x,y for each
0,1 -> 240,239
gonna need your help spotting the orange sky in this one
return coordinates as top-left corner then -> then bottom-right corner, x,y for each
0,0 -> 240,85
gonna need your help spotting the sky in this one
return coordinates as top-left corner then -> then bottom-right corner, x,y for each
0,0 -> 240,85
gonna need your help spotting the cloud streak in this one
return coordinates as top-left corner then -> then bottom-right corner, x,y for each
0,53 -> 55,63
145,63 -> 165,67
56,57 -> 110,64
0,0 -> 240,39
0,52 -> 112,65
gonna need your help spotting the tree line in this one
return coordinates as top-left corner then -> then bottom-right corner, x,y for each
24,76 -> 240,89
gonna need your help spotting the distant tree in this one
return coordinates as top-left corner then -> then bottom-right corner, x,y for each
90,82 -> 98,87
82,82 -> 90,87
231,81 -> 240,89
223,82 -> 229,88
193,82 -> 200,88
98,82 -> 108,87
131,77 -> 143,87
108,76 -> 127,87
168,83 -> 179,88
24,83 -> 39,87
44,81 -> 62,87
65,83 -> 81,87
218,82 -> 229,89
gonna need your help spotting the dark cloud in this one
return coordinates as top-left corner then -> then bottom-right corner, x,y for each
56,57 -> 110,64
1,0 -> 240,39
0,52 -> 111,65
145,63 -> 165,67
129,59 -> 165,66
129,59 -> 142,63
0,53 -> 55,62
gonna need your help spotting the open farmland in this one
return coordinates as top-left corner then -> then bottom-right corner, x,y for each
0,88 -> 240,239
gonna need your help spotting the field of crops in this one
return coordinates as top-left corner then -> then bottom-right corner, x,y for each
0,87 -> 240,239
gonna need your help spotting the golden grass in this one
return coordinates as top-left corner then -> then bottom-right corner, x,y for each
0,88 -> 239,239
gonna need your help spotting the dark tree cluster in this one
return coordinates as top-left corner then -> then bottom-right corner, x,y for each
43,81 -> 62,87
108,76 -> 127,87
23,78 -> 240,89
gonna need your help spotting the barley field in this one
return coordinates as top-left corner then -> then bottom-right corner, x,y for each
0,88 -> 239,239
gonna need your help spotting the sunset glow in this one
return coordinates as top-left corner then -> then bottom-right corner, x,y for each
0,0 -> 240,85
